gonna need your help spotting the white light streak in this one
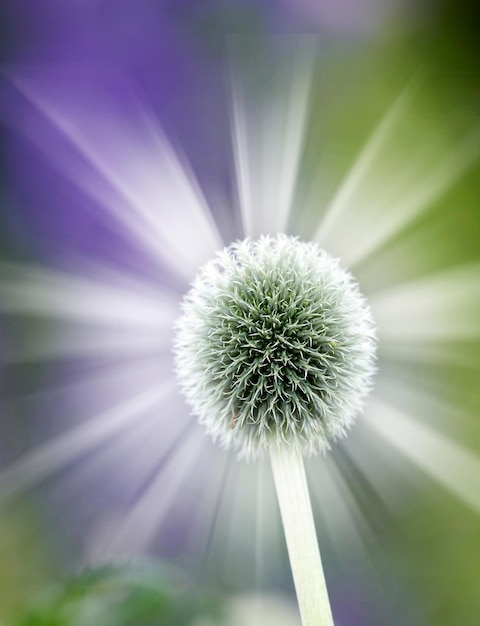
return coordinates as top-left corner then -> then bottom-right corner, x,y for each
364,398 -> 480,514
0,263 -> 178,361
314,79 -> 480,269
101,428 -> 205,557
11,77 -> 223,281
0,263 -> 178,328
370,264 -> 480,341
345,125 -> 480,268
308,458 -> 375,570
314,83 -> 414,247
230,48 -> 314,238
0,384 -> 173,504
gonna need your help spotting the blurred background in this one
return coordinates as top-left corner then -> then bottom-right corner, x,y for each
0,1 -> 479,625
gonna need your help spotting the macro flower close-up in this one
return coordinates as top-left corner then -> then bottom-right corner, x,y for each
175,234 -> 376,458
0,2 -> 480,625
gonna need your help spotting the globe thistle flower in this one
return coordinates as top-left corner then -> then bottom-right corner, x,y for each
2,36 -> 480,626
174,234 -> 376,626
175,234 -> 376,459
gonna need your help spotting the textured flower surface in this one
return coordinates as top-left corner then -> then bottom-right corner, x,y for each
175,235 -> 376,457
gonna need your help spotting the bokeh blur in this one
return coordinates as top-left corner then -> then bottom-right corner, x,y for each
1,2 -> 479,625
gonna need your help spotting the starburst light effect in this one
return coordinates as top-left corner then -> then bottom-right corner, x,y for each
1,54 -> 480,590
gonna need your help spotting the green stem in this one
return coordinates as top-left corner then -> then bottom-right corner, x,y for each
270,446 -> 334,626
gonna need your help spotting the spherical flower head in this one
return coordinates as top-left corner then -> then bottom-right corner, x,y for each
174,234 -> 376,459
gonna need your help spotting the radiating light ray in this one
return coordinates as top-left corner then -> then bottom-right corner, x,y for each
230,79 -> 253,237
372,373 -> 480,467
181,448 -> 231,558
10,355 -> 174,428
378,339 -> 480,373
308,458 -> 374,570
255,463 -> 267,589
370,264 -> 480,340
313,76 -> 480,268
0,384 -> 173,505
11,77 -> 222,281
101,427 -> 205,558
5,324 -> 171,362
314,82 -> 415,246
264,48 -> 314,235
344,124 -> 480,268
0,262 -> 178,361
224,461 -> 258,581
52,407 -> 165,559
230,48 -> 314,238
199,459 -> 279,585
6,355 -> 175,443
380,339 -> 464,367
202,460 -> 270,584
340,426 -> 409,516
254,460 -> 283,589
137,102 -> 225,252
65,405 -> 164,499
198,457 -> 235,579
364,398 -> 480,514
63,389 -> 190,505
0,263 -> 178,328
83,412 -> 196,565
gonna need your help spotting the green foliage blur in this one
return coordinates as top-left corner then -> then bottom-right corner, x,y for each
9,561 -> 223,626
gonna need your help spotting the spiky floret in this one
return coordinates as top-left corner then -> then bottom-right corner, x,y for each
174,234 -> 376,458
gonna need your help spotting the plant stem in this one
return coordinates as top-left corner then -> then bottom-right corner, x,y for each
270,446 -> 334,626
